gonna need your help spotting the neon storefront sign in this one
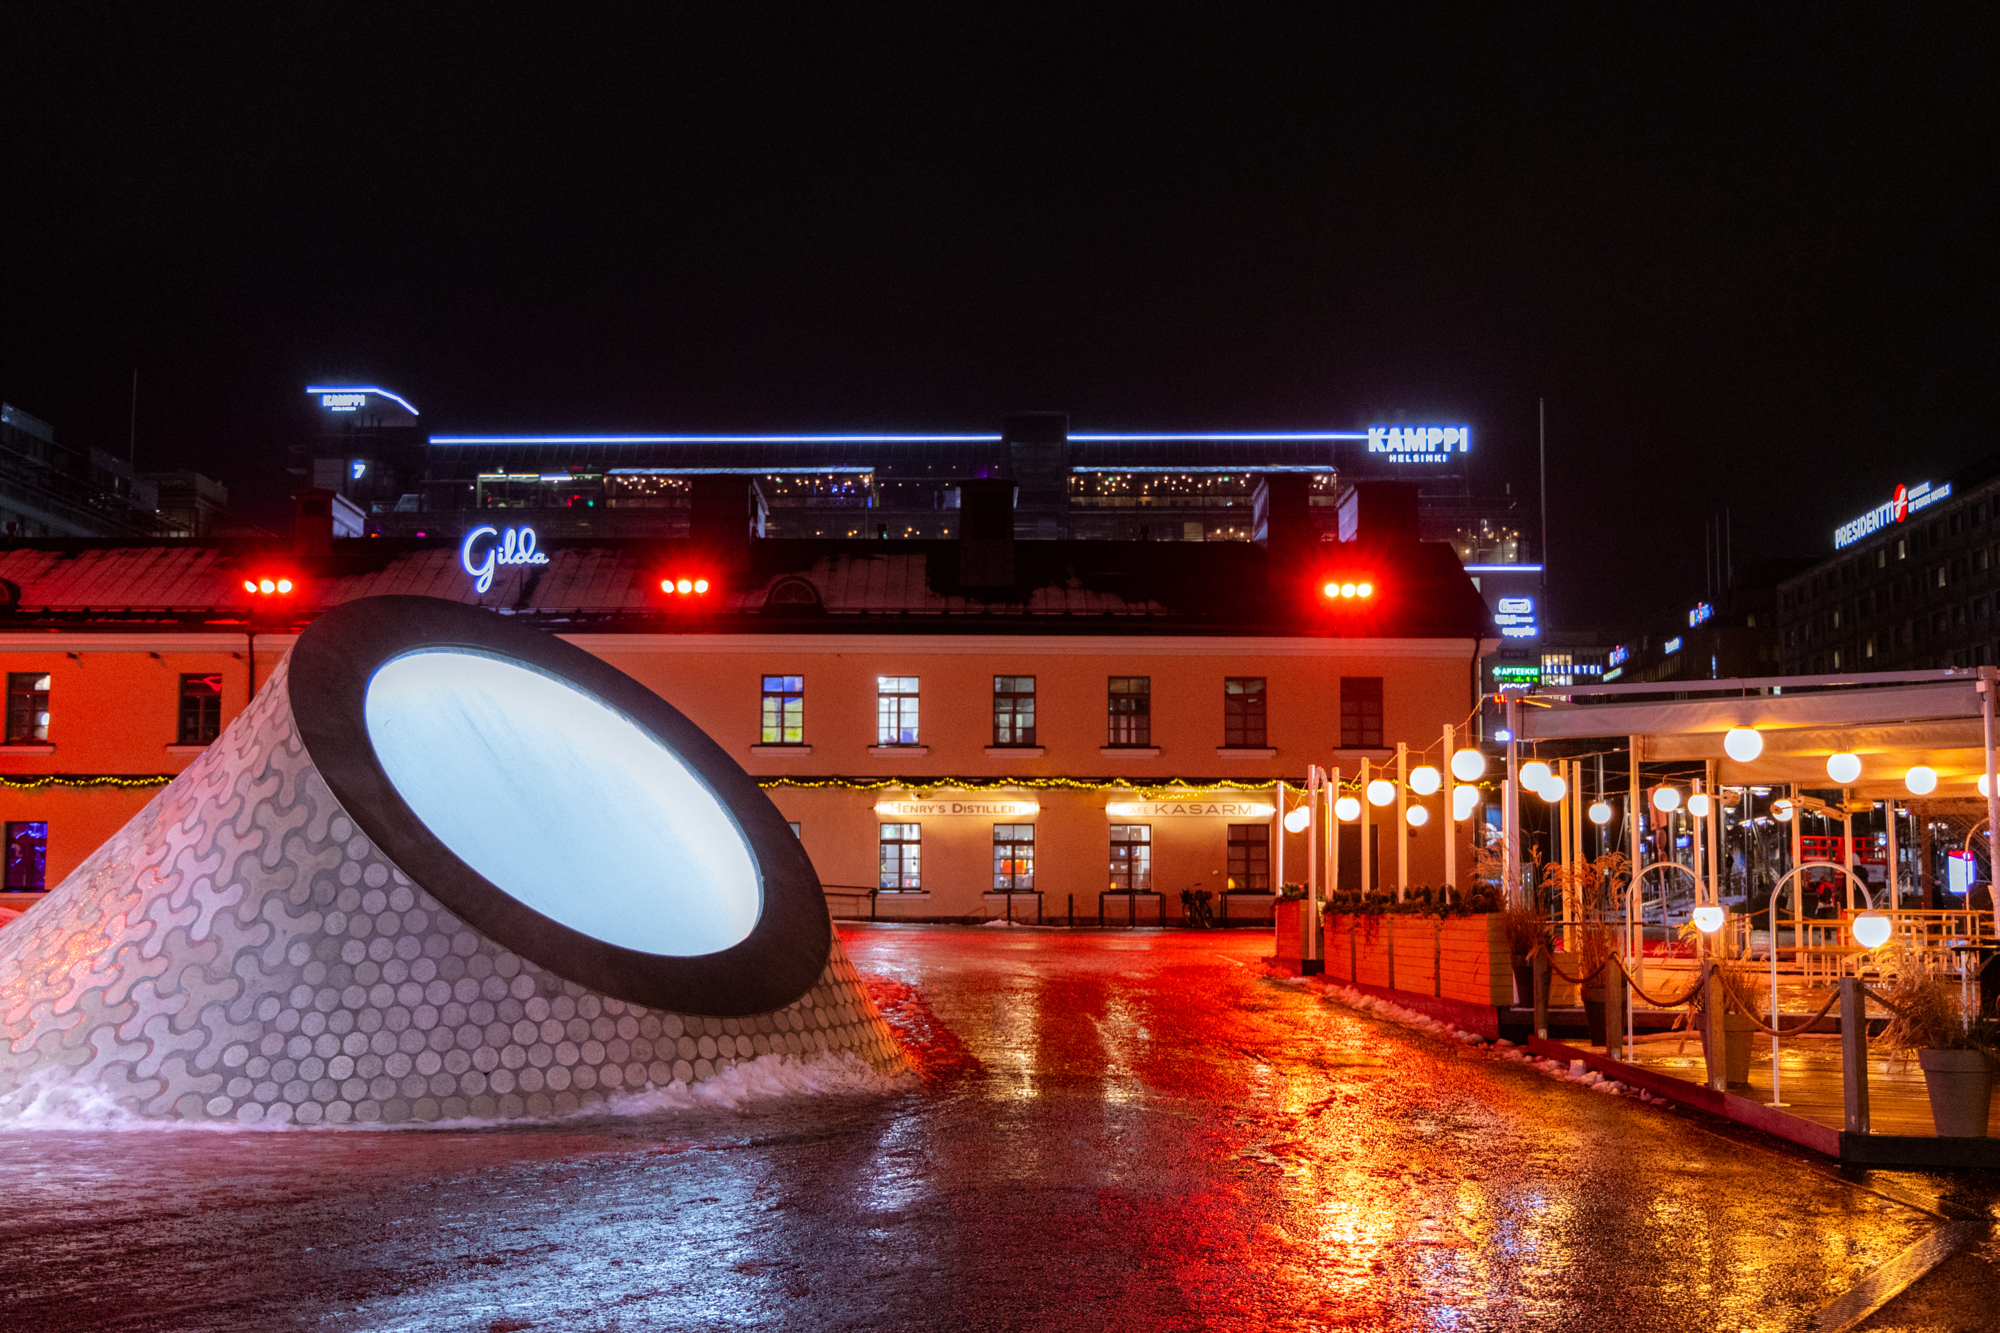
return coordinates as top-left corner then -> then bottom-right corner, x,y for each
1366,425 -> 1470,462
460,525 -> 551,594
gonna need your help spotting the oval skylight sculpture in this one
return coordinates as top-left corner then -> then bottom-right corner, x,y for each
364,650 -> 759,957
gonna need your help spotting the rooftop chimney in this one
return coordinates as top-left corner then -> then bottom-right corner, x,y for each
956,478 -> 1017,586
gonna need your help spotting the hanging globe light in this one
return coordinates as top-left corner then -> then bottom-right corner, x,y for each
1905,766 -> 1938,796
1851,913 -> 1893,950
1588,800 -> 1613,824
1335,796 -> 1362,822
1450,749 -> 1487,782
1652,786 -> 1683,812
1722,727 -> 1763,762
1282,807 -> 1311,834
1366,779 -> 1396,806
1405,806 -> 1429,827
1540,775 -> 1568,802
1826,752 -> 1862,785
1452,786 -> 1481,820
1687,793 -> 1712,818
1520,760 -> 1551,791
1772,798 -> 1796,821
1691,905 -> 1725,933
1408,765 -> 1442,796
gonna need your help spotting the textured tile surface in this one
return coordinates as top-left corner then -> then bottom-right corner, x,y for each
0,650 -> 905,1124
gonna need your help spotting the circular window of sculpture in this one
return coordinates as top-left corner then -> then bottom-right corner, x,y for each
287,595 -> 828,1016
364,650 -> 760,957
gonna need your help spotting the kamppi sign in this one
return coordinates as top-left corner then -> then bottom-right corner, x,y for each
1365,425 -> 1470,462
1834,480 -> 1952,549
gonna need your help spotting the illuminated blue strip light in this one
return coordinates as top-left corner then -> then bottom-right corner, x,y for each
307,385 -> 420,416
430,430 -> 1371,446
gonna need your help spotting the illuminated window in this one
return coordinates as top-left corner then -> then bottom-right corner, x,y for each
761,675 -> 804,745
1109,824 -> 1151,893
877,676 -> 920,745
1226,824 -> 1270,891
5,673 -> 49,744
4,821 -> 45,891
1107,676 -> 1151,746
992,824 -> 1035,891
1224,677 -> 1266,748
1340,677 -> 1383,749
178,673 -> 224,745
993,676 -> 1036,746
879,823 -> 922,890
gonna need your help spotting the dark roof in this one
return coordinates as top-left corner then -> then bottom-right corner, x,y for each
0,535 -> 1494,640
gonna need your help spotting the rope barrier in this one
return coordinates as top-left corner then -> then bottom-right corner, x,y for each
1715,967 -> 1843,1037
1609,954 -> 1709,1010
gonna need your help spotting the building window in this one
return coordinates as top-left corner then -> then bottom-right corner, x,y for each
177,673 -> 224,745
993,824 -> 1035,891
993,675 -> 1036,746
1340,676 -> 1384,749
1107,676 -> 1151,746
4,822 -> 45,892
879,823 -> 922,890
761,675 -> 804,744
1109,824 -> 1151,893
877,676 -> 920,745
1227,824 -> 1270,892
5,673 -> 49,744
1224,677 -> 1267,748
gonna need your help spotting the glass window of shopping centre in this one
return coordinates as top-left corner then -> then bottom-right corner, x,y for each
877,676 -> 919,745
1107,677 -> 1150,747
992,825 -> 1034,891
992,675 -> 1036,746
1223,676 -> 1266,748
761,675 -> 804,744
5,673 -> 48,745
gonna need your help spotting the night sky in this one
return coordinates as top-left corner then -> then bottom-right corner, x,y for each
6,9 -> 1994,632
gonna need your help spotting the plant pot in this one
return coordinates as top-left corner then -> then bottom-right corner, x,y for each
1512,960 -> 1536,1008
1918,1048 -> 1994,1138
1582,988 -> 1607,1046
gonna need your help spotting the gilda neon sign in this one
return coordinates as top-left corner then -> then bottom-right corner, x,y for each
460,525 -> 551,593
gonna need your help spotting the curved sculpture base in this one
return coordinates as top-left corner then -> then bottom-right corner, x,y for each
0,653 -> 904,1125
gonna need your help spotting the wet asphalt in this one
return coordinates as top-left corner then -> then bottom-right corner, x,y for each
0,924 -> 1996,1332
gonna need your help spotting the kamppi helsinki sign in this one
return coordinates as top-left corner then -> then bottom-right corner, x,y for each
1366,425 -> 1470,463
1834,480 -> 1952,550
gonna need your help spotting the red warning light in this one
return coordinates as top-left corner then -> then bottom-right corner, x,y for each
244,577 -> 296,596
1321,578 -> 1375,600
660,577 -> 712,596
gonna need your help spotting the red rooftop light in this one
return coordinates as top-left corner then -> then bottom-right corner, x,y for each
661,577 -> 711,595
1322,579 -> 1375,600
244,578 -> 295,595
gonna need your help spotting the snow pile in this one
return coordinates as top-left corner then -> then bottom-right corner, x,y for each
1,1050 -> 911,1132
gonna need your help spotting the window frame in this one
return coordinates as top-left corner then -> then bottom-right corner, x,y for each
1108,823 -> 1152,894
878,822 -> 923,891
1106,676 -> 1151,747
1223,676 -> 1267,748
177,672 -> 225,746
760,674 -> 805,745
4,820 -> 46,892
5,672 -> 49,745
1226,823 -> 1271,892
992,823 -> 1035,892
992,675 -> 1037,747
876,675 -> 921,746
1339,676 -> 1384,749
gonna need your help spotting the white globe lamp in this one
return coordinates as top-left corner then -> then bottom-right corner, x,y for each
1852,913 -> 1893,950
1540,775 -> 1567,803
1687,792 -> 1712,818
1826,752 -> 1862,785
1408,765 -> 1441,796
1722,727 -> 1763,763
1405,806 -> 1429,827
1520,760 -> 1551,791
1905,766 -> 1938,796
1367,779 -> 1396,807
1588,800 -> 1612,825
1450,749 -> 1487,782
1652,785 -> 1682,812
1335,796 -> 1362,822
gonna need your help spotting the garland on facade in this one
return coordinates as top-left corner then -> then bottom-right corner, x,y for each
0,774 -> 176,791
757,774 -> 1502,797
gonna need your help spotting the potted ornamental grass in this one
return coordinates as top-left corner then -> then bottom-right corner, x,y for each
1878,968 -> 1997,1138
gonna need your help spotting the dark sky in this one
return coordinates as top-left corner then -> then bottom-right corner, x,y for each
5,8 -> 1995,632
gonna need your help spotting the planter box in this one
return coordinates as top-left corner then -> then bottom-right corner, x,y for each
1435,913 -> 1512,1007
1273,899 -> 1316,964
